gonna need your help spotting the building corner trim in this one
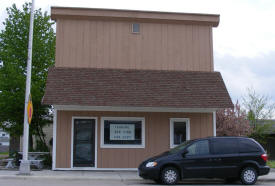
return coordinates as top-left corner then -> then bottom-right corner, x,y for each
52,108 -> 57,170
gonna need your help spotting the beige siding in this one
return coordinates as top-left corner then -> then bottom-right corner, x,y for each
55,111 -> 213,168
56,111 -> 72,168
55,19 -> 213,71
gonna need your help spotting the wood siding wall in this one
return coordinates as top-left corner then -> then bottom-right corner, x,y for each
55,19 -> 214,71
55,110 -> 213,168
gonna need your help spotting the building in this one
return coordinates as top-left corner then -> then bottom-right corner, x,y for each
20,124 -> 53,152
0,128 -> 9,146
0,128 -> 9,153
42,7 -> 233,170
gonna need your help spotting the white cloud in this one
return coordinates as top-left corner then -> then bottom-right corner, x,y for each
215,52 -> 275,103
213,0 -> 275,58
2,0 -> 275,57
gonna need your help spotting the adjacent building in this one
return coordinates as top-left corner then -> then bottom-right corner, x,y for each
0,128 -> 9,153
42,7 -> 233,170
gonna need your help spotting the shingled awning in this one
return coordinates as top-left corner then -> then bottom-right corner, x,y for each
42,67 -> 233,109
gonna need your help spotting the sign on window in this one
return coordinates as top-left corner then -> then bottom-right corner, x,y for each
110,124 -> 135,140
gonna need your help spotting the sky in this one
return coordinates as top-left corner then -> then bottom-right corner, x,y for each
1,0 -> 275,106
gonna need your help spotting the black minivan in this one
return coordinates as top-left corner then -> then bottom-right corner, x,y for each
138,137 -> 270,185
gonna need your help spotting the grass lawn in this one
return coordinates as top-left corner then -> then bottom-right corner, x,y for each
0,152 -> 8,155
267,161 -> 275,168
0,152 -> 9,160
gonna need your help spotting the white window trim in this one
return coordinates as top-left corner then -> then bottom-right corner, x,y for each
170,118 -> 190,148
71,117 -> 98,169
100,117 -> 145,148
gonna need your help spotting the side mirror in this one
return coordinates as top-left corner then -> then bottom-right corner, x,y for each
181,149 -> 189,158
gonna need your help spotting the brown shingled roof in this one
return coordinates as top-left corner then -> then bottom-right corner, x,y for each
42,67 -> 233,109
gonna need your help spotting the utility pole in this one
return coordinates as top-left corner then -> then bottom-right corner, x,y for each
19,0 -> 35,175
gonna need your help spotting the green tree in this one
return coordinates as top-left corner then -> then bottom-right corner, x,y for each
243,87 -> 275,121
0,3 -> 55,151
242,88 -> 275,145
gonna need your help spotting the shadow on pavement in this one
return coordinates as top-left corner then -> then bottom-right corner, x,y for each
124,179 -> 266,186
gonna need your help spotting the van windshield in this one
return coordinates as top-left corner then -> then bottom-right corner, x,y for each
168,140 -> 193,154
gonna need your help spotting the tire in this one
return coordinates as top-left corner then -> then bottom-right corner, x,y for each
161,167 -> 179,185
240,167 -> 258,185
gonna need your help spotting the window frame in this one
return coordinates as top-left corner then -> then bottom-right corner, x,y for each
170,118 -> 190,148
100,117 -> 145,148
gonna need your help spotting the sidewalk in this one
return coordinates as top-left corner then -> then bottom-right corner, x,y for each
0,170 -> 140,181
0,169 -> 274,182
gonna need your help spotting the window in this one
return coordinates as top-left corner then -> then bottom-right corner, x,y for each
101,117 -> 145,148
168,140 -> 193,154
170,118 -> 190,148
239,139 -> 261,153
212,138 -> 238,154
186,140 -> 210,156
2,134 -> 5,137
132,23 -> 140,33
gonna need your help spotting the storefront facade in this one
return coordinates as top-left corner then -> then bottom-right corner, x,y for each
43,7 -> 233,170
53,110 -> 214,169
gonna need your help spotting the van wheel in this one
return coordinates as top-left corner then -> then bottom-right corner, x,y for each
161,167 -> 179,185
240,167 -> 258,185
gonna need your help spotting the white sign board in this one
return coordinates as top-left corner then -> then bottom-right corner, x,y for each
110,124 -> 135,140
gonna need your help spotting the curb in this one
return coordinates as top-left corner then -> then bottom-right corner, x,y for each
258,179 -> 275,183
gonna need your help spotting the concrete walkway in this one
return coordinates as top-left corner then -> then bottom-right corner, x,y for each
0,170 -> 140,181
0,169 -> 274,182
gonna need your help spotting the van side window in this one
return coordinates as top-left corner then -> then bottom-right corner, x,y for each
212,139 -> 238,154
239,139 -> 261,153
186,140 -> 209,156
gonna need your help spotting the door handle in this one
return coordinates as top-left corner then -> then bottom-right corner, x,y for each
212,158 -> 222,161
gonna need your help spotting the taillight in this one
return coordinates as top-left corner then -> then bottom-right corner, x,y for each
261,154 -> 268,162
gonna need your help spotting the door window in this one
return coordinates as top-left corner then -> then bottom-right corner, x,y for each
212,138 -> 238,154
186,140 -> 210,156
73,119 -> 95,167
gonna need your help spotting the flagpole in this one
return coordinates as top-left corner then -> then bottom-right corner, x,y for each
19,0 -> 35,175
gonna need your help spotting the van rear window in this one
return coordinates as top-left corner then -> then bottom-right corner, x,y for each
239,139 -> 261,153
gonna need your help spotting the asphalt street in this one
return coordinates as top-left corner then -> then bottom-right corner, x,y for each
0,178 -> 274,186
